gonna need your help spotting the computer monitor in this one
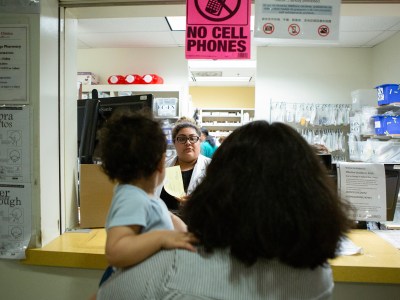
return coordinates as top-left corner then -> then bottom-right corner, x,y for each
318,154 -> 332,172
331,163 -> 400,222
381,165 -> 400,222
78,93 -> 154,164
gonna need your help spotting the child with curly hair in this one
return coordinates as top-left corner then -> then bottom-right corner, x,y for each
97,109 -> 197,284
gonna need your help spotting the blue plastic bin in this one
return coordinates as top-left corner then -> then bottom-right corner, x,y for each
373,115 -> 400,135
376,84 -> 400,106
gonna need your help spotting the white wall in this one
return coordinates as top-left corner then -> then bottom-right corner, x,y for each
1,258 -> 400,300
0,0 -> 59,251
61,9 -> 80,231
0,0 -> 64,299
1,260 -> 103,300
39,0 -> 62,245
254,31 -> 400,121
372,31 -> 400,86
255,47 -> 373,120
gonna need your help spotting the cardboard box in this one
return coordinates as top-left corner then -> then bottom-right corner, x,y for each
79,164 -> 116,228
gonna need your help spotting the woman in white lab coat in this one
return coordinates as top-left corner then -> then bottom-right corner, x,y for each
156,117 -> 211,213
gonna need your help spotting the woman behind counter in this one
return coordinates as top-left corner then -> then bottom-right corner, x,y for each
157,117 -> 211,212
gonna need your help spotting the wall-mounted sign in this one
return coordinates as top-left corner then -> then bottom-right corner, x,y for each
254,0 -> 340,42
0,183 -> 32,259
0,25 -> 28,104
0,105 -> 32,259
337,162 -> 386,222
186,0 -> 251,60
0,106 -> 31,183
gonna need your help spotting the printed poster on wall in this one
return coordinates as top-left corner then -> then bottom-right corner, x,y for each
337,162 -> 386,222
0,106 -> 31,183
254,0 -> 340,42
0,183 -> 32,259
186,0 -> 251,59
0,25 -> 28,103
0,106 -> 31,259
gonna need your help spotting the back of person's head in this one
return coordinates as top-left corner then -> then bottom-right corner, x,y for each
201,127 -> 216,147
183,121 -> 352,269
98,110 -> 166,184
172,116 -> 201,140
200,127 -> 209,137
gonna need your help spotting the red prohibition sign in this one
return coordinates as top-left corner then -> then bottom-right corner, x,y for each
263,23 -> 275,34
318,25 -> 330,37
288,24 -> 300,36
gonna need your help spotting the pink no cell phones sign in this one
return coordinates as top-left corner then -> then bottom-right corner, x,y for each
185,0 -> 251,60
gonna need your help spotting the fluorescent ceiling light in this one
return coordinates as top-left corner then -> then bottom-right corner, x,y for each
195,76 -> 251,82
166,16 -> 185,31
166,16 -> 254,31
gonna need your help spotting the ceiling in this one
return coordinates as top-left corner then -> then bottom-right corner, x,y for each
75,6 -> 400,86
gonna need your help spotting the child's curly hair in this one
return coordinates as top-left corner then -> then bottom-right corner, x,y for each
97,110 -> 166,183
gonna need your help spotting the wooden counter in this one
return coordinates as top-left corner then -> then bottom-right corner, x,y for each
329,230 -> 400,284
22,229 -> 400,284
23,229 -> 108,269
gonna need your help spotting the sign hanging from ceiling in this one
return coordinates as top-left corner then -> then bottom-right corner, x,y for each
254,0 -> 341,42
186,0 -> 251,60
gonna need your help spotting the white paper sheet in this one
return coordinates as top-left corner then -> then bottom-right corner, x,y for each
337,162 -> 386,222
164,166 -> 185,199
336,237 -> 363,256
372,230 -> 400,249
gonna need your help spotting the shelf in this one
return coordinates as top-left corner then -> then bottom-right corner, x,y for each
365,134 -> 400,140
378,102 -> 400,107
202,115 -> 241,119
81,85 -> 182,102
79,84 -> 186,118
81,84 -> 183,93
204,125 -> 241,130
198,108 -> 254,138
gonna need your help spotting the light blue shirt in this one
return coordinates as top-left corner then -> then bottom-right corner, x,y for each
106,184 -> 173,232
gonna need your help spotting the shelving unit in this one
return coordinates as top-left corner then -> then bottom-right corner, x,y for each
79,84 -> 186,160
81,84 -> 183,97
350,103 -> 400,162
80,84 -> 186,119
358,103 -> 400,140
269,101 -> 351,162
198,108 -> 254,138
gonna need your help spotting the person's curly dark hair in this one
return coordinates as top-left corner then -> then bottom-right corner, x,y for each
183,121 -> 353,269
97,109 -> 166,184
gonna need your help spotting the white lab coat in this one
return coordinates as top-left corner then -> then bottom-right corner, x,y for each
156,154 -> 211,197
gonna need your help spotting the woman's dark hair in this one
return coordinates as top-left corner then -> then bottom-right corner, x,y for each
98,110 -> 166,184
183,121 -> 353,269
201,127 -> 216,147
